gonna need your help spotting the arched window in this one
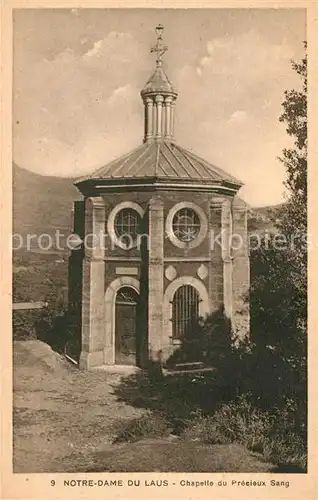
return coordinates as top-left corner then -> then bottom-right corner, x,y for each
115,286 -> 139,305
172,285 -> 200,340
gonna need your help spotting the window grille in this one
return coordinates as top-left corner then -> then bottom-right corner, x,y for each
114,208 -> 141,246
172,208 -> 201,242
115,287 -> 138,305
172,285 -> 200,339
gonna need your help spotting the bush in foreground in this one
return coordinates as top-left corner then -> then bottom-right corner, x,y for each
113,411 -> 172,443
181,395 -> 307,472
182,396 -> 272,450
111,394 -> 306,471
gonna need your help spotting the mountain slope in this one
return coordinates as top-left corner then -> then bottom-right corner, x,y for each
12,163 -> 282,247
247,204 -> 283,233
13,163 -> 82,241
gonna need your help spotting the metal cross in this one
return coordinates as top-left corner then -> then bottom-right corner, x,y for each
150,24 -> 168,66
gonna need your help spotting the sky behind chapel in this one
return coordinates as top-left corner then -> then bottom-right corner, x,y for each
13,8 -> 306,206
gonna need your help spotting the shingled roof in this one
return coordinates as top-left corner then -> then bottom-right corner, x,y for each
75,141 -> 243,190
141,66 -> 177,97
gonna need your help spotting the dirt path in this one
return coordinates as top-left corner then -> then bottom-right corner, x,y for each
13,341 -> 275,473
13,341 -> 145,472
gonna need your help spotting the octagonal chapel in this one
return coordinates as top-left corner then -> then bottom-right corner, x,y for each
68,25 -> 250,370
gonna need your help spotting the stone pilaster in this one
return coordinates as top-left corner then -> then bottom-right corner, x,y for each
209,197 -> 225,313
147,195 -> 164,363
232,206 -> 250,339
79,196 -> 106,370
221,199 -> 233,323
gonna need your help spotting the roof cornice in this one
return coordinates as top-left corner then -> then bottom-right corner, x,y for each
75,176 -> 242,197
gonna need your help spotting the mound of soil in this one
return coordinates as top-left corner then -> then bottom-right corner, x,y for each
13,340 -> 72,374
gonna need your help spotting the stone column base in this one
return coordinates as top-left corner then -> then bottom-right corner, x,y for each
79,350 -> 104,370
103,346 -> 115,365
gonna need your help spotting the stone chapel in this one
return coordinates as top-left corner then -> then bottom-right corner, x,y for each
68,25 -> 250,370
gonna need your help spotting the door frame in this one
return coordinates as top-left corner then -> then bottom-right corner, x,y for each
104,277 -> 140,365
115,286 -> 139,365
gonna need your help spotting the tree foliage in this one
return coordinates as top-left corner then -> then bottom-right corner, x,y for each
251,43 -> 307,354
278,43 -> 307,270
279,46 -> 307,200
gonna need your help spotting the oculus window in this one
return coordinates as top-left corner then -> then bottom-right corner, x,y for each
172,208 -> 201,243
114,208 -> 141,248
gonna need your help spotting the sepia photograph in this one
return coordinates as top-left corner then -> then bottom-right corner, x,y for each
11,7 -> 307,477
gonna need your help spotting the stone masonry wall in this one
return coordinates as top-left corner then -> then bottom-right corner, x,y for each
231,206 -> 250,339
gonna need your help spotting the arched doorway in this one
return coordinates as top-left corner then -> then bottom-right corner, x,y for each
115,286 -> 139,365
172,284 -> 200,340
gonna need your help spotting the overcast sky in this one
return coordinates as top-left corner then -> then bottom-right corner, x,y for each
13,8 -> 306,206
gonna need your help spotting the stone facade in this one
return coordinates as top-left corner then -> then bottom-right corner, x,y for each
68,25 -> 250,370
69,189 -> 250,370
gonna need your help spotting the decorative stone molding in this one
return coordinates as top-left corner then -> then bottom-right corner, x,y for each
197,264 -> 208,281
115,267 -> 139,276
148,193 -> 164,210
107,201 -> 144,250
165,201 -> 208,249
165,265 -> 177,281
163,276 -> 210,343
165,257 -> 210,262
232,207 -> 247,221
104,276 -> 140,365
84,196 -> 105,261
210,196 -> 227,207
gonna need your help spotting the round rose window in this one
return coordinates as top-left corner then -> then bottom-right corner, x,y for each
172,208 -> 201,243
114,208 -> 141,247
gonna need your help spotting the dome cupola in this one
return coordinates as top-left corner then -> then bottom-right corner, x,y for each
141,25 -> 178,143
75,24 -> 244,198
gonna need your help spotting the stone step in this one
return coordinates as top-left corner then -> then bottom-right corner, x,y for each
174,361 -> 205,369
163,366 -> 216,376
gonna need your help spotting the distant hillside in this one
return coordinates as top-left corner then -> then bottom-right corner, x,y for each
253,204 -> 284,218
13,163 -> 283,250
12,165 -> 283,303
247,204 -> 284,234
13,164 -> 82,248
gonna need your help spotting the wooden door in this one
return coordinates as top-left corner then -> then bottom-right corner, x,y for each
115,287 -> 138,365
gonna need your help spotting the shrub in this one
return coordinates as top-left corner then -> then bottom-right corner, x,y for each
181,394 -> 307,471
262,399 -> 307,471
262,432 -> 307,471
113,411 -> 172,443
182,395 -> 272,451
13,309 -> 41,340
211,337 -> 307,416
181,411 -> 232,445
